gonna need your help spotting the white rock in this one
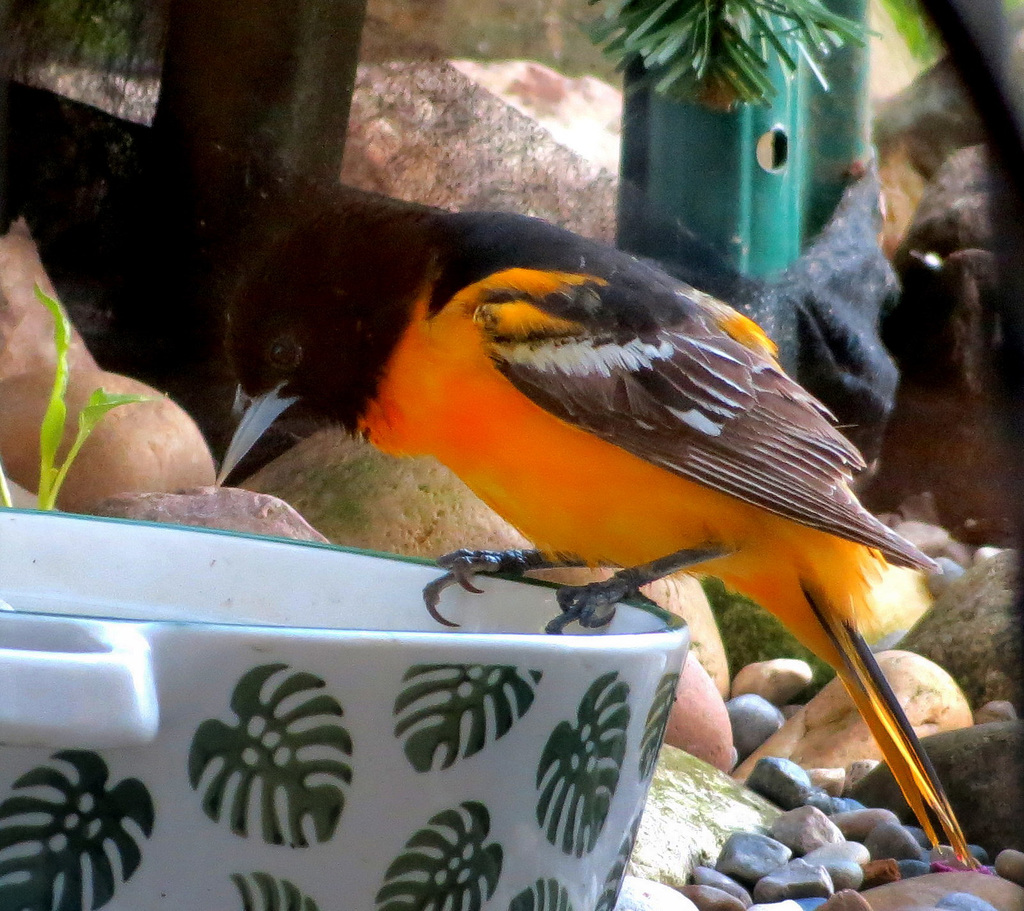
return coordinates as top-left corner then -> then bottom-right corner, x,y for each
614,876 -> 697,910
807,767 -> 846,797
973,546 -> 1006,565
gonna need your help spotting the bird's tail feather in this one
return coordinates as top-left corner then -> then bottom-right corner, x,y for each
802,586 -> 974,865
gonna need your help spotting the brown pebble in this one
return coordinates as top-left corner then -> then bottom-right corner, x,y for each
680,884 -> 747,911
996,848 -> 1024,886
831,807 -> 900,841
820,889 -> 872,911
974,699 -> 1017,724
860,858 -> 901,889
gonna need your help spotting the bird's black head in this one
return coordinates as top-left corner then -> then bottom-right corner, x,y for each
225,193 -> 447,432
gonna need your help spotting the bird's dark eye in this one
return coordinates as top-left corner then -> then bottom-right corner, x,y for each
267,335 -> 302,371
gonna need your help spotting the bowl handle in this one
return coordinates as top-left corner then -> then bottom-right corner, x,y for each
0,613 -> 159,748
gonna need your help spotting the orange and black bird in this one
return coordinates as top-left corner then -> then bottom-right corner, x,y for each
219,189 -> 972,860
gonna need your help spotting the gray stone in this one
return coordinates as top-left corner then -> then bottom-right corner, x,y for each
803,841 -> 870,867
974,700 -> 1017,725
728,694 -> 786,762
803,791 -> 843,816
745,757 -> 814,810
935,893 -> 999,911
752,859 -> 834,904
842,760 -> 879,794
802,844 -> 867,892
680,884 -> 748,911
629,746 -> 781,888
863,820 -> 927,862
716,833 -> 793,884
849,720 -> 1024,854
692,867 -> 753,908
996,849 -> 1024,886
897,858 -> 930,879
823,798 -> 864,814
927,557 -> 966,597
904,825 -> 932,849
829,808 -> 900,841
768,807 -> 845,856
747,903 -> 803,911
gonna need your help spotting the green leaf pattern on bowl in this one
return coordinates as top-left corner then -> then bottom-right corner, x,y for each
394,663 -> 543,772
188,663 -> 353,847
0,750 -> 153,911
375,801 -> 503,911
535,672 -> 630,857
638,672 -> 679,779
508,877 -> 575,911
231,871 -> 322,911
594,810 -> 643,911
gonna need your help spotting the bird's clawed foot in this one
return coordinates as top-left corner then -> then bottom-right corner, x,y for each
546,574 -> 638,634
423,549 -> 579,627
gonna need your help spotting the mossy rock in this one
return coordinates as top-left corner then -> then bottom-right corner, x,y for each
701,577 -> 834,697
629,745 -> 781,886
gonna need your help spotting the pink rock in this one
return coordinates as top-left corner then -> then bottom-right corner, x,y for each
665,654 -> 736,773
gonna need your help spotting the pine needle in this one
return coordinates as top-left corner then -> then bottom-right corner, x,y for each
588,0 -> 865,106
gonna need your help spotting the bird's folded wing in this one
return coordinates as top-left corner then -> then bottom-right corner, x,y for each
468,269 -> 931,571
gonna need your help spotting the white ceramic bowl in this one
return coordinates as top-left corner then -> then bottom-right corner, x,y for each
0,510 -> 688,911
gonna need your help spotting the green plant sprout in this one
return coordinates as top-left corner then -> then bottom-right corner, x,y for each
0,285 -> 150,511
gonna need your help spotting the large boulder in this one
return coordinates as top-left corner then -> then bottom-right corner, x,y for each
628,745 -> 780,888
900,549 -> 1022,708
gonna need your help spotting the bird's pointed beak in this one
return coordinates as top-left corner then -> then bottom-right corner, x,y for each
217,384 -> 299,485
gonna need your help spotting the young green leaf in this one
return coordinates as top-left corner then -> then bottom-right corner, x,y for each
39,388 -> 153,511
30,285 -> 153,511
0,456 -> 12,509
33,286 -> 72,510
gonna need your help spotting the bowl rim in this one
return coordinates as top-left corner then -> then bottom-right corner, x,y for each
0,508 -> 688,639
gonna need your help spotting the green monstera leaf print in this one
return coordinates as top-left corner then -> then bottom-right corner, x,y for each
188,663 -> 353,847
232,872 -> 321,911
508,878 -> 574,911
594,811 -> 643,911
638,672 -> 679,779
535,671 -> 630,857
375,801 -> 502,911
0,750 -> 154,911
394,664 -> 542,772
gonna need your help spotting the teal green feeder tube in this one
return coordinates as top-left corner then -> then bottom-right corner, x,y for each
804,0 -> 872,241
616,0 -> 870,278
618,50 -> 810,278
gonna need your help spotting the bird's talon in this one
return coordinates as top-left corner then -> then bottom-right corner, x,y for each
452,564 -> 486,594
421,574 -> 462,628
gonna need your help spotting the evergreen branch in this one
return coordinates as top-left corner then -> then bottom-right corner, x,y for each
588,0 -> 865,107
